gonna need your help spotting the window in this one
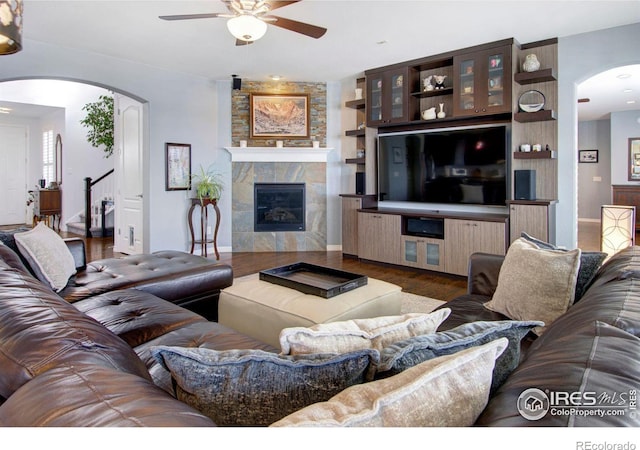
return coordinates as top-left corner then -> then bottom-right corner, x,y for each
42,130 -> 54,185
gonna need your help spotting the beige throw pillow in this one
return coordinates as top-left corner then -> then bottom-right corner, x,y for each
279,309 -> 451,355
14,223 -> 77,292
271,338 -> 508,427
484,238 -> 581,335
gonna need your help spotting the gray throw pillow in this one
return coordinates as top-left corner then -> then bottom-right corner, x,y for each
520,232 -> 606,302
377,320 -> 542,393
151,346 -> 379,427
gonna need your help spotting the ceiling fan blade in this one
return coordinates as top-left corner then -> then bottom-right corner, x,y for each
159,13 -> 225,21
266,15 -> 327,39
266,1 -> 301,11
236,39 -> 255,46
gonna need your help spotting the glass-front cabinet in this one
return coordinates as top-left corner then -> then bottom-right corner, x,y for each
453,45 -> 511,117
401,236 -> 445,272
366,67 -> 410,126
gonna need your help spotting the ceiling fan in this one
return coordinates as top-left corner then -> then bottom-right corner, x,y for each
159,0 -> 327,46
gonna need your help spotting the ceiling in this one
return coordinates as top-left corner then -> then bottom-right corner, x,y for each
5,1 -> 640,121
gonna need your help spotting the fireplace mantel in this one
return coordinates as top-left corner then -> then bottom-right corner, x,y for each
224,147 -> 333,163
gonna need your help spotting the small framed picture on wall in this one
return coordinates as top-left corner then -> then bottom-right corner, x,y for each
165,143 -> 191,190
629,138 -> 640,181
578,149 -> 598,163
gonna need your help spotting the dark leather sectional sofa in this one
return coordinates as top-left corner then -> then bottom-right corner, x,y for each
0,234 -> 638,426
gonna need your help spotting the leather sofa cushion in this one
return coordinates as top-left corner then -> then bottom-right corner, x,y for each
0,242 -> 32,276
0,267 -> 151,400
134,321 -> 278,395
74,289 -> 206,348
477,321 -> 640,426
0,364 -> 214,427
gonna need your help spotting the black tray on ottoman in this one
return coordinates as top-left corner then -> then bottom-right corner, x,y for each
259,262 -> 368,298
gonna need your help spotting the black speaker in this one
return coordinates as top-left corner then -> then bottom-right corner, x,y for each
514,170 -> 536,200
232,77 -> 242,90
355,172 -> 366,195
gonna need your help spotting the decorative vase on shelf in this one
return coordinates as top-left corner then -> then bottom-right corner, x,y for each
522,54 -> 541,72
422,107 -> 436,120
437,103 -> 446,119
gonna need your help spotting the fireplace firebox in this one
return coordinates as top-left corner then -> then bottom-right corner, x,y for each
254,183 -> 305,232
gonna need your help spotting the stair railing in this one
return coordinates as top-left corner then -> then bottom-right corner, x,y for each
84,169 -> 114,238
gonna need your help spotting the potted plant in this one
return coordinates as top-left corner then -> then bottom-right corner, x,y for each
191,164 -> 224,203
80,94 -> 114,158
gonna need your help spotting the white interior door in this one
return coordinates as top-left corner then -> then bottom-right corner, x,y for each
0,125 -> 27,226
113,94 -> 144,254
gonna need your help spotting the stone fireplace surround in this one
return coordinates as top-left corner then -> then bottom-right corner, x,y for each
225,147 -> 332,252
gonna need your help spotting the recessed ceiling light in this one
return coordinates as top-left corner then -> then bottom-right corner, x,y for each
627,100 -> 637,104
617,73 -> 632,79
0,107 -> 11,114
376,40 -> 388,45
270,75 -> 281,81
623,89 -> 633,93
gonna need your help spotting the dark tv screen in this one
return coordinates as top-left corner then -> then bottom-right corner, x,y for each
377,125 -> 509,206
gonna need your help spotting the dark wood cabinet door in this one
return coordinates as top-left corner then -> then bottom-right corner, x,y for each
453,45 -> 511,117
366,67 -> 410,126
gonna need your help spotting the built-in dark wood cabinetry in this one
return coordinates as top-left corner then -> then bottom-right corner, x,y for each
342,37 -> 559,269
364,39 -> 515,128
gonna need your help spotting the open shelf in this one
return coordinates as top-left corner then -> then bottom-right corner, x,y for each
345,157 -> 366,164
513,150 -> 556,160
514,68 -> 557,85
345,129 -> 365,137
345,98 -> 365,109
410,87 -> 453,98
514,109 -> 556,123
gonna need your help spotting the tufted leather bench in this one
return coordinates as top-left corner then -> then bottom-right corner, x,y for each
58,239 -> 233,321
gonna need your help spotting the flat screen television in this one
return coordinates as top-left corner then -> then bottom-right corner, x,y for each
377,124 -> 509,207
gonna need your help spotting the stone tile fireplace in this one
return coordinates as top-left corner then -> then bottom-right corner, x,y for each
225,147 -> 331,252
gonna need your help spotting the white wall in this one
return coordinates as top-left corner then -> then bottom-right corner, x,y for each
558,22 -> 640,249
0,39 -> 220,253
577,119 -> 611,220
611,110 -> 640,185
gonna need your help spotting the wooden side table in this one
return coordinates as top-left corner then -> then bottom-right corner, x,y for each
33,189 -> 62,231
188,197 -> 220,259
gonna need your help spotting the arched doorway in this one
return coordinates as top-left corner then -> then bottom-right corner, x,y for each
0,79 -> 147,254
575,64 -> 640,251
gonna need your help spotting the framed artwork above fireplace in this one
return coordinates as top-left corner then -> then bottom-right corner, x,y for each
250,93 -> 310,139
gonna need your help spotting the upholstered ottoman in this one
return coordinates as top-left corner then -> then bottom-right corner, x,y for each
218,273 -> 402,347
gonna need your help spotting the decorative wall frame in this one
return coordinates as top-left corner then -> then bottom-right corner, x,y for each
578,149 -> 598,163
628,138 -> 640,181
250,93 -> 310,139
165,143 -> 191,191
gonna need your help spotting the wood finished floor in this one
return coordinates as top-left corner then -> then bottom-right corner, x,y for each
3,221 -> 605,301
78,236 -> 467,301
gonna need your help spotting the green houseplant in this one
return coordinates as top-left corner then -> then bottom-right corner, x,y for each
80,94 -> 114,158
191,165 -> 224,202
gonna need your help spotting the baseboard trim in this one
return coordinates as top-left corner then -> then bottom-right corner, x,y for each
578,218 -> 600,223
326,245 -> 342,252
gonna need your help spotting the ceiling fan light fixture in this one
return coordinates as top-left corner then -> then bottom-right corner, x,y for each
227,15 -> 267,42
0,0 -> 23,55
